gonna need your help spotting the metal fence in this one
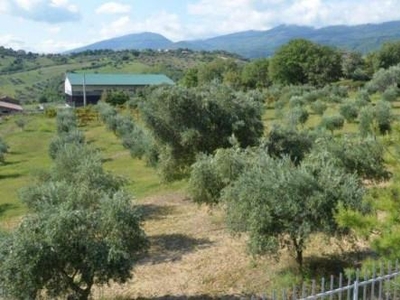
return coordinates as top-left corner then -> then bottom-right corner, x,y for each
263,261 -> 400,300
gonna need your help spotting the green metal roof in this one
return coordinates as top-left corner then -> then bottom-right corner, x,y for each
66,73 -> 174,86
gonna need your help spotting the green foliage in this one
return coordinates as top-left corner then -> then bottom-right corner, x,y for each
140,84 -> 264,180
311,136 -> 390,181
341,51 -> 369,81
222,152 -> 365,269
38,94 -> 48,103
0,144 -> 148,300
358,106 -> 375,137
375,100 -> 393,134
104,90 -> 130,106
48,129 -> 85,159
265,125 -> 313,165
382,85 -> 399,102
15,118 -> 27,130
188,147 -> 252,205
0,136 -> 8,163
240,58 -> 270,89
181,68 -> 199,87
366,64 -> 400,93
373,41 -> 400,70
269,39 -> 342,86
56,108 -> 77,134
310,100 -> 328,115
287,106 -> 309,127
44,107 -> 57,118
339,101 -> 358,123
320,114 -> 345,134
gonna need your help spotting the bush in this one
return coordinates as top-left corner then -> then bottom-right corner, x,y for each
48,129 -> 86,160
382,85 -> 399,102
366,65 -> 400,93
56,109 -> 77,134
320,115 -> 345,134
339,101 -> 358,123
375,100 -> 393,134
358,106 -> 375,137
310,100 -> 328,115
0,137 -> 8,163
265,125 -> 313,164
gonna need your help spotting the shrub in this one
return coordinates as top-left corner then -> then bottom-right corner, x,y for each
310,100 -> 328,115
320,115 -> 345,134
339,101 -> 358,123
382,85 -> 399,102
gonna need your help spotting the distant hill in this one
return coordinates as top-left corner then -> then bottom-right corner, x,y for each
70,32 -> 173,53
68,20 -> 400,58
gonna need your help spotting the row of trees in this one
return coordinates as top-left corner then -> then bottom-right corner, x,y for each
0,109 -> 148,300
98,84 -> 265,181
181,39 -> 400,89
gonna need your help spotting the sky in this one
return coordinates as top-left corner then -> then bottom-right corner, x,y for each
1,0 -> 400,53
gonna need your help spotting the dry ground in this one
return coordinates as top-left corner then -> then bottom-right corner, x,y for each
95,192 -> 368,300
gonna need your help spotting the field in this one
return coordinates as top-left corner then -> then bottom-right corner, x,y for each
0,96 -> 390,299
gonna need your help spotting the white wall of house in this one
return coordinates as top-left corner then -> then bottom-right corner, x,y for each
65,78 -> 73,96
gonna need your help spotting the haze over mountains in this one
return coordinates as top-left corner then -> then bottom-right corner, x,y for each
68,20 -> 400,59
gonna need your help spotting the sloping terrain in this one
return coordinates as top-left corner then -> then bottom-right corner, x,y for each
68,20 -> 400,58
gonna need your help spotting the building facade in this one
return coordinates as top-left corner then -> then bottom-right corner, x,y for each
65,73 -> 174,107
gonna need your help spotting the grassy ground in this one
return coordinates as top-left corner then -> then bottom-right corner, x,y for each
0,100 -> 395,299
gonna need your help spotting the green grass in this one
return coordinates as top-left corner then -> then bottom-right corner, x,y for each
0,114 -> 185,227
0,115 -> 54,221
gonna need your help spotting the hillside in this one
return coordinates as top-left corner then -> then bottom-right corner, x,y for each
68,20 -> 400,58
0,48 -> 243,103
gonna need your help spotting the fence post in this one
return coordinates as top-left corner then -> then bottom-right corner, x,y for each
353,280 -> 359,300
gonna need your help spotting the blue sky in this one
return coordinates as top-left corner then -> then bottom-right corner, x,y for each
1,0 -> 400,53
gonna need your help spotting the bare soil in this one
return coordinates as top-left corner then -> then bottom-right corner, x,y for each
96,192 -> 370,300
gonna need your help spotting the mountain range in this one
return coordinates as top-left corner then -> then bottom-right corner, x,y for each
69,20 -> 400,59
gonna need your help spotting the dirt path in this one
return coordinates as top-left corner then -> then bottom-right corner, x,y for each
101,192 -> 276,299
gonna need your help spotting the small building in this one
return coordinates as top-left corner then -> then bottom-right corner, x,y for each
0,100 -> 23,115
0,96 -> 20,105
64,73 -> 174,107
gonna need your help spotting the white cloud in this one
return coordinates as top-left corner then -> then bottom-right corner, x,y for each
0,34 -> 26,50
34,38 -> 84,53
3,0 -> 81,23
185,0 -> 400,38
96,2 -> 131,14
99,12 -> 184,41
47,26 -> 61,34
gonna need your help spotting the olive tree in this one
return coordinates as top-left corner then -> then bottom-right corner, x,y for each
140,84 -> 264,180
0,145 -> 148,300
222,152 -> 365,271
0,137 -> 8,163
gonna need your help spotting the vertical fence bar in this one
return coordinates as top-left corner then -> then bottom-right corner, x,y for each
293,284 -> 297,300
378,262 -> 383,300
347,273 -> 352,300
302,281 -> 307,299
338,273 -> 343,300
321,277 -> 325,300
362,271 -> 367,300
312,280 -> 316,298
283,288 -> 287,300
394,261 -> 399,300
386,261 -> 392,300
371,264 -> 376,300
330,275 -> 334,300
273,289 -> 277,300
353,280 -> 359,300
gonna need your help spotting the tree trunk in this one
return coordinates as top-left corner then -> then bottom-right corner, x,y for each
292,236 -> 304,274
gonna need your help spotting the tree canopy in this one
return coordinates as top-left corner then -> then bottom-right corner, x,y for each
269,39 -> 342,86
0,121 -> 148,299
